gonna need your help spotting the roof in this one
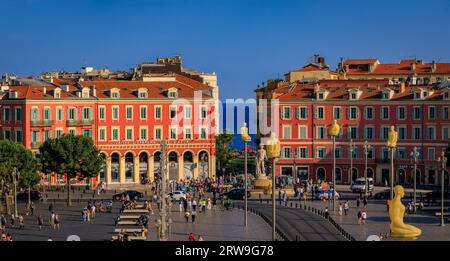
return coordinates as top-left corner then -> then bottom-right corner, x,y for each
344,59 -> 379,65
345,59 -> 450,75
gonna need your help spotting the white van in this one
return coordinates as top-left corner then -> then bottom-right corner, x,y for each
350,178 -> 374,193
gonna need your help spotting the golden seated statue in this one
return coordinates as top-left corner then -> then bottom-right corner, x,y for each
389,185 -> 421,240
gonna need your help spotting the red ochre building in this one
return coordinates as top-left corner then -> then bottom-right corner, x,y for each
256,79 -> 450,187
0,74 -> 216,187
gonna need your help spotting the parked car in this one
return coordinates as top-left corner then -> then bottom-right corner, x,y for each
373,189 -> 391,199
17,190 -> 41,201
220,188 -> 251,200
112,190 -> 143,201
315,189 -> 340,200
167,191 -> 187,201
350,178 -> 374,193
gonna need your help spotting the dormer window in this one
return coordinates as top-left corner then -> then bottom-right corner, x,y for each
381,88 -> 394,100
168,88 -> 178,99
444,90 -> 450,100
82,87 -> 90,99
318,93 -> 324,100
315,88 -> 329,101
54,89 -> 61,99
110,88 -> 120,99
414,92 -> 421,100
381,92 -> 389,100
351,93 -> 357,100
348,89 -> 362,100
423,91 -> 428,98
138,88 -> 148,99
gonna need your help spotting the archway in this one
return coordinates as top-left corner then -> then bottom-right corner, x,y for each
139,152 -> 149,183
125,152 -> 134,182
351,168 -> 358,182
198,151 -> 209,179
99,153 -> 107,182
367,168 -> 374,178
398,169 -> 406,184
183,151 -> 194,180
316,167 -> 326,181
335,168 -> 342,184
111,153 -> 120,182
168,151 -> 179,181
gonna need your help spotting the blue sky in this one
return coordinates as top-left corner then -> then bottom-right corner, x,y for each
1,0 -> 450,100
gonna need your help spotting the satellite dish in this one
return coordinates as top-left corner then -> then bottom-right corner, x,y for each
366,235 -> 380,241
67,235 -> 81,241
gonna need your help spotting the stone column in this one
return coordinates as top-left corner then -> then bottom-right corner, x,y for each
178,154 -> 184,181
209,155 -> 216,179
119,156 -> 126,184
148,154 -> 154,182
105,156 -> 112,186
134,154 -> 140,184
193,154 -> 199,179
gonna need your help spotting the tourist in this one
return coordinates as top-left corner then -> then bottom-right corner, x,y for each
356,197 -> 360,208
207,197 -> 212,210
30,202 -> 35,216
201,198 -> 206,213
179,200 -> 184,212
54,214 -> 60,230
344,201 -> 349,215
91,203 -> 96,219
18,214 -> 24,229
198,235 -> 204,241
10,213 -> 15,228
283,191 -> 287,205
361,211 -> 367,224
192,199 -> 197,211
338,203 -> 343,216
1,231 -> 6,241
50,211 -> 56,229
278,190 -> 282,204
37,215 -> 44,231
363,197 -> 368,207
6,233 -> 12,241
86,207 -> 91,223
324,207 -> 329,219
357,210 -> 362,225
1,213 -> 6,230
188,233 -> 195,241
82,208 -> 87,223
191,210 -> 197,224
48,203 -> 53,213
184,211 -> 190,222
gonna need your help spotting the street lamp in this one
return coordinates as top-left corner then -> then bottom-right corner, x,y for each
410,147 -> 420,213
12,167 -> 20,218
386,126 -> 398,200
265,132 -> 280,241
437,152 -> 447,227
156,140 -> 171,240
363,141 -> 372,197
349,139 -> 356,184
328,120 -> 340,213
240,122 -> 252,227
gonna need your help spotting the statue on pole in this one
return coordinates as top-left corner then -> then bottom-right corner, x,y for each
255,144 -> 268,179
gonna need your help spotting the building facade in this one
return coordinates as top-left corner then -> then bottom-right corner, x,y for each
0,74 -> 217,187
256,78 -> 450,187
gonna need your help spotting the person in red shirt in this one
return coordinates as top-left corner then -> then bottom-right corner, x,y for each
188,233 -> 196,241
386,199 -> 391,212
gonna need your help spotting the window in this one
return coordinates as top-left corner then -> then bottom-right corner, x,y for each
155,127 -> 162,140
200,127 -> 207,139
350,92 -> 357,100
43,108 -> 51,121
2,107 -> 10,121
56,108 -> 63,121
111,91 -> 119,99
69,129 -> 76,135
380,126 -> 390,140
350,147 -> 360,159
298,125 -> 308,139
43,130 -> 52,141
282,125 -> 291,139
316,148 -> 327,158
397,148 -> 407,159
155,106 -> 162,120
200,106 -> 207,119
315,107 -> 324,119
348,126 -> 358,139
428,106 -> 436,120
382,148 -> 389,160
381,92 -> 389,100
364,126 -> 375,140
316,126 -> 326,139
299,148 -> 308,158
381,107 -> 389,120
126,128 -> 133,140
185,106 -> 192,119
14,107 -> 22,122
56,129 -> 63,138
317,93 -> 324,100
83,130 -> 92,137
297,107 -> 308,119
444,92 -> 450,100
335,147 -> 342,158
126,107 -> 133,120
333,107 -> 342,120
426,126 -> 436,140
398,126 -> 407,140
2,130 -> 11,140
82,107 -> 91,120
413,127 -> 422,140
99,129 -> 106,141
168,89 -> 177,98
413,107 -> 422,120
112,128 -> 119,141
140,128 -> 147,140
443,127 -> 450,140
397,106 -> 406,120
99,107 -> 105,120
138,91 -> 147,99
442,107 -> 449,120
428,148 -> 436,161
282,107 -> 292,120
169,106 -> 177,119
15,130 -> 22,143
31,108 -> 39,121
348,107 -> 358,120
185,127 -> 192,139
140,106 -> 147,120
282,147 -> 292,158
169,127 -> 177,140
31,131 -> 39,143
68,108 -> 76,120
112,107 -> 119,120
365,107 -> 374,120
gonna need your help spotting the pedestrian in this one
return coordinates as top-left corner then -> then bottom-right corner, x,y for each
197,235 -> 204,241
82,208 -> 87,223
338,203 -> 343,216
54,214 -> 60,230
192,199 -> 197,211
207,198 -> 212,210
30,202 -> 35,216
188,233 -> 196,241
363,197 -> 368,207
6,233 -> 12,241
184,211 -> 190,222
191,210 -> 196,224
278,190 -> 282,203
50,212 -> 55,229
18,215 -> 24,230
356,197 -> 360,208
10,213 -> 15,228
91,204 -> 96,219
324,207 -> 329,219
1,214 -> 6,230
201,198 -> 206,213
344,201 -> 349,215
361,211 -> 367,224
283,191 -> 287,205
37,215 -> 44,231
357,210 -> 362,225
386,199 -> 390,212
86,207 -> 91,223
49,203 -> 53,213
179,200 -> 184,212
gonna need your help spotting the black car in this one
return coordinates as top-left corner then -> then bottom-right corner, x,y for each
373,189 -> 391,200
220,188 -> 251,200
113,190 -> 144,201
17,190 -> 41,201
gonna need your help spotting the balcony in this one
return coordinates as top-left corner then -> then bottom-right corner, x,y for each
66,119 -> 93,127
31,142 -> 42,149
30,120 -> 54,127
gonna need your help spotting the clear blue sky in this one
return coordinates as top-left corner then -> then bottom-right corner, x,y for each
1,0 -> 450,100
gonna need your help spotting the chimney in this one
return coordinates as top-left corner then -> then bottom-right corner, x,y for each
92,85 -> 97,96
400,81 -> 406,93
411,62 -> 416,71
431,61 -> 437,73
317,56 -> 325,67
43,86 -> 47,94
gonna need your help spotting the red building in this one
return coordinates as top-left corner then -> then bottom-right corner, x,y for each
256,79 -> 450,187
0,74 -> 216,187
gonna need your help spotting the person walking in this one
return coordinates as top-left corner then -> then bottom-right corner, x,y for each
188,233 -> 196,241
357,210 -> 362,225
37,215 -> 44,231
344,201 -> 349,215
50,212 -> 55,229
191,210 -> 196,224
338,203 -> 343,216
184,211 -> 190,222
386,199 -> 390,212
283,191 -> 287,206
30,202 -> 35,216
10,213 -> 15,228
201,198 -> 206,213
1,214 -> 6,230
91,204 -> 96,219
278,190 -> 282,204
54,214 -> 60,230
179,200 -> 184,213
356,197 -> 360,208
192,199 -> 197,211
361,211 -> 367,225
197,235 -> 204,241
363,197 -> 368,207
324,207 -> 329,219
18,215 -> 24,230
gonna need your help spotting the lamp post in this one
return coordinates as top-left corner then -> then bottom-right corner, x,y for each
410,147 -> 420,213
328,120 -> 340,213
437,152 -> 447,227
386,126 -> 398,200
266,132 -> 280,241
157,140 -> 170,240
363,141 -> 372,197
12,167 -> 20,218
349,139 -> 356,184
240,122 -> 252,227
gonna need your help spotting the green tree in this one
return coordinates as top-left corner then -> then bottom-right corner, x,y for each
18,151 -> 42,205
39,134 -> 104,206
215,130 -> 234,176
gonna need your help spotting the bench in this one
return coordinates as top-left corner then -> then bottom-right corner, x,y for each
118,215 -> 141,220
123,209 -> 149,214
117,220 -> 139,226
114,228 -> 144,233
111,235 -> 146,241
434,212 -> 450,216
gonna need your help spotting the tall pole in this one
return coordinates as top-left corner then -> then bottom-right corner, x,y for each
438,152 -> 447,227
272,158 -> 276,241
350,139 -> 354,184
390,148 -> 395,200
411,147 -> 419,213
13,167 -> 18,218
159,140 -> 169,240
332,136 -> 336,213
244,141 -> 248,227
363,141 -> 371,198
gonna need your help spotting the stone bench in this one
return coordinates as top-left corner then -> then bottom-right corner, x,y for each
114,228 -> 144,233
117,220 -> 139,226
111,235 -> 146,241
123,209 -> 149,214
118,215 -> 141,220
